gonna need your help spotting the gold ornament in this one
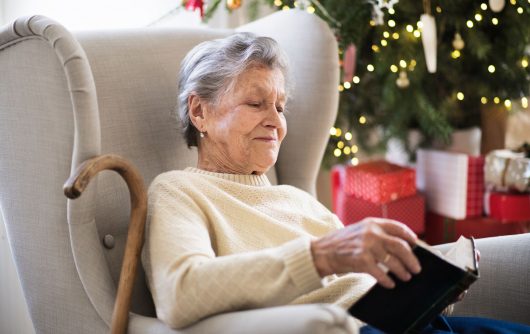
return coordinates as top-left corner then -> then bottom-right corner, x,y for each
226,0 -> 242,10
396,71 -> 410,88
452,33 -> 465,50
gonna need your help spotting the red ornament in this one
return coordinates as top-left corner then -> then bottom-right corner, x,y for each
185,0 -> 205,17
342,44 -> 356,83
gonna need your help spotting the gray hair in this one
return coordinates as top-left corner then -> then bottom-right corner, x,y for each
177,32 -> 292,147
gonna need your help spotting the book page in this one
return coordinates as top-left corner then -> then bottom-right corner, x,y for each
444,236 -> 477,272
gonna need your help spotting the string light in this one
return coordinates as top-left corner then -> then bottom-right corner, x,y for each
504,99 -> 512,109
522,58 -> 529,68
510,0 -> 516,5
329,127 -> 337,136
388,20 -> 396,27
406,25 -> 414,32
372,45 -> 380,52
388,8 -> 395,14
488,65 -> 496,73
522,97 -> 529,108
451,50 -> 461,59
417,21 -> 423,28
492,18 -> 499,25
345,132 -> 353,140
466,20 -> 474,28
381,39 -> 388,46
367,64 -> 375,72
351,157 -> 359,166
457,92 -> 465,100
494,97 -> 500,104
282,5 -> 290,10
390,65 -> 399,72
409,59 -> 417,71
370,20 -> 376,26
413,30 -> 421,38
359,116 -> 367,124
344,82 -> 351,89
335,128 -> 342,136
392,32 -> 400,39
334,148 -> 342,157
383,31 -> 390,38
399,60 -> 407,68
337,141 -> 345,149
351,145 -> 359,153
353,76 -> 360,84
481,97 -> 488,104
517,7 -> 524,14
436,6 -> 442,13
343,146 -> 351,155
307,6 -> 315,14
338,84 -> 344,92
274,0 -> 282,6
475,13 -> 483,21
480,3 -> 487,10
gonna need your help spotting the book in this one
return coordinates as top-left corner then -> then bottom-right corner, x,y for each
349,236 -> 479,334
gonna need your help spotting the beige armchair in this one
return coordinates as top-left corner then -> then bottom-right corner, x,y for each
0,10 -> 528,334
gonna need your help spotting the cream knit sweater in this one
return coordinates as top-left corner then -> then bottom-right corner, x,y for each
142,167 -> 375,329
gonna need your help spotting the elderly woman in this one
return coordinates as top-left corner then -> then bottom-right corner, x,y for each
142,33 -> 530,334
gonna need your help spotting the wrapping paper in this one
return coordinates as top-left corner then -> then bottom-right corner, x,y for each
416,149 -> 484,219
424,212 -> 528,245
343,161 -> 416,204
484,149 -> 530,192
488,192 -> 530,223
332,166 -> 424,233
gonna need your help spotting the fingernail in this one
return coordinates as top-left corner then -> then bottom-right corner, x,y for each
414,264 -> 422,273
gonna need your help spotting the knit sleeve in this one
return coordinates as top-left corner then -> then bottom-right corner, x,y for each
142,177 -> 323,329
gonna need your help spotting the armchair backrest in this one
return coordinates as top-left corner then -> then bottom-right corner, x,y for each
0,11 -> 338,333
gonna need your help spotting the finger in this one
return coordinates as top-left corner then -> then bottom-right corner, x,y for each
383,235 -> 422,274
376,219 -> 418,245
383,254 -> 413,282
362,257 -> 396,289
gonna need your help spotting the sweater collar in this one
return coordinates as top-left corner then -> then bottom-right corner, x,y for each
185,167 -> 271,187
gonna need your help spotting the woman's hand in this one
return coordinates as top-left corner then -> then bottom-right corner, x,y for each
310,218 -> 422,289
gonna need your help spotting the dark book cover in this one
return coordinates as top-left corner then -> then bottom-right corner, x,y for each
349,238 -> 479,334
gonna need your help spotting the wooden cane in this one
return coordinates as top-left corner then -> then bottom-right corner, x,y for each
64,154 -> 147,334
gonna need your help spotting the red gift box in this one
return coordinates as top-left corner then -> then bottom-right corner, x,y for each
332,165 -> 425,233
424,212 -> 528,245
343,161 -> 416,204
488,192 -> 530,223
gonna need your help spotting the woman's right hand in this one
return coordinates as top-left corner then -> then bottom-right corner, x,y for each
310,218 -> 422,289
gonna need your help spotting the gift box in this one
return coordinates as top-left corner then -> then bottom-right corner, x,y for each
343,161 -> 416,204
332,165 -> 425,233
416,149 -> 484,220
484,149 -> 530,192
424,212 -> 528,245
487,192 -> 530,223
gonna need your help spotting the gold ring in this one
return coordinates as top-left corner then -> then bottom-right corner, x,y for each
383,254 -> 391,264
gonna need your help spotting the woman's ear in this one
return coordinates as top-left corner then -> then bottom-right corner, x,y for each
188,94 -> 206,132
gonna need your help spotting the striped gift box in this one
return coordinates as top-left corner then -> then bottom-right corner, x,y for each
416,150 -> 485,220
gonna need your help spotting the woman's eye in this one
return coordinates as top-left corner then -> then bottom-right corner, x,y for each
248,102 -> 261,108
276,106 -> 284,113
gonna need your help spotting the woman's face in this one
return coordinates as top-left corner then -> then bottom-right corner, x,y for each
195,65 -> 287,175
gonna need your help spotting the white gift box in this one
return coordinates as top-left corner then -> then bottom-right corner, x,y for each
416,149 -> 484,219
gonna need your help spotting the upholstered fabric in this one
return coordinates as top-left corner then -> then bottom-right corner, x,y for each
0,11 -> 347,334
1,10 -> 529,334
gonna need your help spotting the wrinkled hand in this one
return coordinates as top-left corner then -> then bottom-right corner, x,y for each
310,218 -> 422,289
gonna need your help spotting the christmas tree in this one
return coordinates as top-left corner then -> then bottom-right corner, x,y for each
192,0 -> 530,167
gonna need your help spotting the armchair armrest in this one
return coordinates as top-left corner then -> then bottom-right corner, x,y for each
129,304 -> 358,334
435,233 -> 530,324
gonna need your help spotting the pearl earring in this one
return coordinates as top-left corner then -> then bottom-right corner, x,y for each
200,132 -> 205,138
